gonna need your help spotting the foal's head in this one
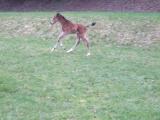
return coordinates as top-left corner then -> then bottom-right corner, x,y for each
50,13 -> 60,25
50,13 -> 66,25
50,13 -> 69,25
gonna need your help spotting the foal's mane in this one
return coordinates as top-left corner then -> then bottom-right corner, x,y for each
58,13 -> 70,22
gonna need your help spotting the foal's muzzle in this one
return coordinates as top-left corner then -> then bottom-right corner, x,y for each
50,21 -> 54,25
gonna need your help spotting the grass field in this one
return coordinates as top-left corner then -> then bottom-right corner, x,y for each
0,12 -> 160,120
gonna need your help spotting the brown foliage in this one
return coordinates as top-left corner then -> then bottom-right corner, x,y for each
0,0 -> 160,12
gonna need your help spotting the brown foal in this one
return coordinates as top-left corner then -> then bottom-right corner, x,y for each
50,13 -> 96,56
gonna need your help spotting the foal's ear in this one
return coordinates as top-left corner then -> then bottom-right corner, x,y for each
57,13 -> 60,16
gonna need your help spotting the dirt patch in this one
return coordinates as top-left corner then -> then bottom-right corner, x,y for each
0,0 -> 160,12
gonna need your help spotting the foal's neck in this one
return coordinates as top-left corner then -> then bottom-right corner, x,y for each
58,17 -> 69,26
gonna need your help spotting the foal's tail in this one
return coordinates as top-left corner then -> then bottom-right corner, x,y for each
86,22 -> 96,28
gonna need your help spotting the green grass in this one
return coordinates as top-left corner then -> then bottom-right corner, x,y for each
0,12 -> 160,120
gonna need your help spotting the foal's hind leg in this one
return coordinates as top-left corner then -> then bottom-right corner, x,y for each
51,32 -> 66,52
79,34 -> 90,56
67,34 -> 80,53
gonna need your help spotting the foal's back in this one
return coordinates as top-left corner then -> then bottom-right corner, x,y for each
62,21 -> 86,34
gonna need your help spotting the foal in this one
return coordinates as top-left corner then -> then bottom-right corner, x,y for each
50,13 -> 96,56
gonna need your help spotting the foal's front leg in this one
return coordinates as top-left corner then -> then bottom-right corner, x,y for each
51,32 -> 66,52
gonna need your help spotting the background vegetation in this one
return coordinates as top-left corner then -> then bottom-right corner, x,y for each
0,0 -> 160,12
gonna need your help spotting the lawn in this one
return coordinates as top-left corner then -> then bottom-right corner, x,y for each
0,12 -> 160,120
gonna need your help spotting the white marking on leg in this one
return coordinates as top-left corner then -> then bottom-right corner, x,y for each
67,34 -> 80,53
79,35 -> 90,56
67,48 -> 74,53
51,42 -> 58,52
51,32 -> 66,52
60,40 -> 66,50
86,53 -> 91,56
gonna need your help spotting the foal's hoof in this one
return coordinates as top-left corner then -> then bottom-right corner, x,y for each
51,48 -> 56,52
86,53 -> 91,56
67,50 -> 72,53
